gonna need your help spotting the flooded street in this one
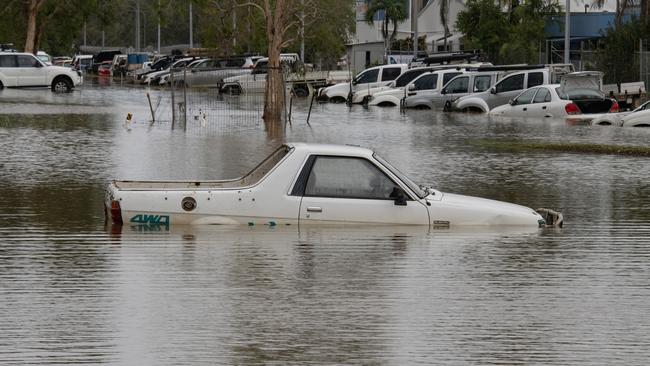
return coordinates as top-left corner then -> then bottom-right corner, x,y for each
1,83 -> 650,364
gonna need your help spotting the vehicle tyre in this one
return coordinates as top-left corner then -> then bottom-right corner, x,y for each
51,76 -> 73,93
0,81 -> 3,89
293,84 -> 309,98
329,96 -> 346,103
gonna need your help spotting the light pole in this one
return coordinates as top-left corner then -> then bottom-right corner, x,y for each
189,2 -> 193,49
564,0 -> 570,64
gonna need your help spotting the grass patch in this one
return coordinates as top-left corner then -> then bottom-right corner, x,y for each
473,140 -> 650,157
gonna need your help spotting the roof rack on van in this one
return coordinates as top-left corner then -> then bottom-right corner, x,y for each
466,63 -> 574,72
419,50 -> 482,65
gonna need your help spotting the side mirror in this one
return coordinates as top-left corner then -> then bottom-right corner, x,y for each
440,89 -> 447,95
352,79 -> 358,86
408,84 -> 415,91
509,99 -> 516,105
490,87 -> 496,94
390,187 -> 408,206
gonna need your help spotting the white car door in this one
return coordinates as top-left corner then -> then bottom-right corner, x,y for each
529,87 -> 554,117
506,88 -> 538,117
296,156 -> 429,225
0,54 -> 19,86
17,54 -> 47,86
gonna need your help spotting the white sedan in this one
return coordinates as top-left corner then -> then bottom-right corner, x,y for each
591,100 -> 650,127
489,84 -> 619,119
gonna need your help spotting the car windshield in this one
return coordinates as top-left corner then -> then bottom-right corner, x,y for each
556,87 -> 604,100
373,153 -> 427,198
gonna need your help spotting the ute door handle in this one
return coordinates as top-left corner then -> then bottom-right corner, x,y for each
523,107 -> 527,111
408,92 -> 416,96
542,106 -> 547,109
306,206 -> 322,212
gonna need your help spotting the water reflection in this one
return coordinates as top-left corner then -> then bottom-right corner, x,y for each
1,85 -> 650,364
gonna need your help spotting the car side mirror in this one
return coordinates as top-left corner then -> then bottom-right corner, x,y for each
408,84 -> 415,91
509,99 -> 516,105
352,79 -> 358,86
36,62 -> 43,68
490,87 -> 496,94
440,89 -> 447,95
390,187 -> 408,206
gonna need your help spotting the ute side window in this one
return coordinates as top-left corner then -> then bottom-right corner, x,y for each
394,69 -> 428,87
412,73 -> 438,91
495,73 -> 525,93
527,72 -> 544,88
443,76 -> 469,93
442,72 -> 462,85
355,69 -> 379,84
381,67 -> 402,81
473,75 -> 492,92
304,156 -> 399,200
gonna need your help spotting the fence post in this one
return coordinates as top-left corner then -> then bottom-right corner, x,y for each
183,67 -> 188,132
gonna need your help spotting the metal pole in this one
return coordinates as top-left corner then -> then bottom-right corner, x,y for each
564,0 -> 570,64
146,92 -> 156,124
300,0 -> 305,62
413,0 -> 418,58
102,30 -> 105,48
157,0 -> 161,54
189,2 -> 193,49
83,22 -> 87,47
183,68 -> 187,131
171,68 -> 176,129
136,0 -> 141,51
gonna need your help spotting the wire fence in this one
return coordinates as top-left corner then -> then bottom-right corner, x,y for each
148,68 -> 266,134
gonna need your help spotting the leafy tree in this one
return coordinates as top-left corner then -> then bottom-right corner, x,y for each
596,18 -> 647,85
456,0 -> 558,64
455,0 -> 509,63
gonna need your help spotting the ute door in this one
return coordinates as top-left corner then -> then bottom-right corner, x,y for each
352,68 -> 380,92
296,155 -> 429,225
0,54 -> 19,86
17,54 -> 47,86
488,73 -> 525,110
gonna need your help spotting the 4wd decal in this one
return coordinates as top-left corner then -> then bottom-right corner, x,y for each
130,214 -> 170,226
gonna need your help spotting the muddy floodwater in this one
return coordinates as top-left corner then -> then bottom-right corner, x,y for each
1,83 -> 650,365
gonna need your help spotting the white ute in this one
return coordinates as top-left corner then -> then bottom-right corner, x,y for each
0,52 -> 83,92
105,143 -> 562,228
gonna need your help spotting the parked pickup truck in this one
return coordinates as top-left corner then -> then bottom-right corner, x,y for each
105,143 -> 562,227
220,57 -> 350,97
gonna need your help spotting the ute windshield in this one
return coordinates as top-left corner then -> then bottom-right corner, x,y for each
373,153 -> 427,198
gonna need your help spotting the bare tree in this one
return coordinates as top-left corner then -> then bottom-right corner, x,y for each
236,0 -> 311,128
24,0 -> 46,53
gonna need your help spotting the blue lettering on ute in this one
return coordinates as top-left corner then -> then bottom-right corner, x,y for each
130,214 -> 170,225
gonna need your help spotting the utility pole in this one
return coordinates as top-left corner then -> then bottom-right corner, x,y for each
412,0 -> 418,58
189,2 -> 193,49
83,21 -> 87,47
233,7 -> 237,50
157,0 -> 161,54
135,0 -> 141,51
102,30 -> 105,48
300,0 -> 305,62
564,0 -> 570,64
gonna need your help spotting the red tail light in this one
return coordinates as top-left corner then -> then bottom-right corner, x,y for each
564,102 -> 581,115
609,101 -> 620,113
110,200 -> 123,225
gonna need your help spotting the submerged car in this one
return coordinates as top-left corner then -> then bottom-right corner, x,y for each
490,72 -> 618,119
105,143 -> 561,228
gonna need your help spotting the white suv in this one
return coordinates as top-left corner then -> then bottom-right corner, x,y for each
0,52 -> 83,92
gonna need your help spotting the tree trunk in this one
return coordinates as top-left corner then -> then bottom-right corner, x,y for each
263,0 -> 286,130
24,0 -> 44,54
